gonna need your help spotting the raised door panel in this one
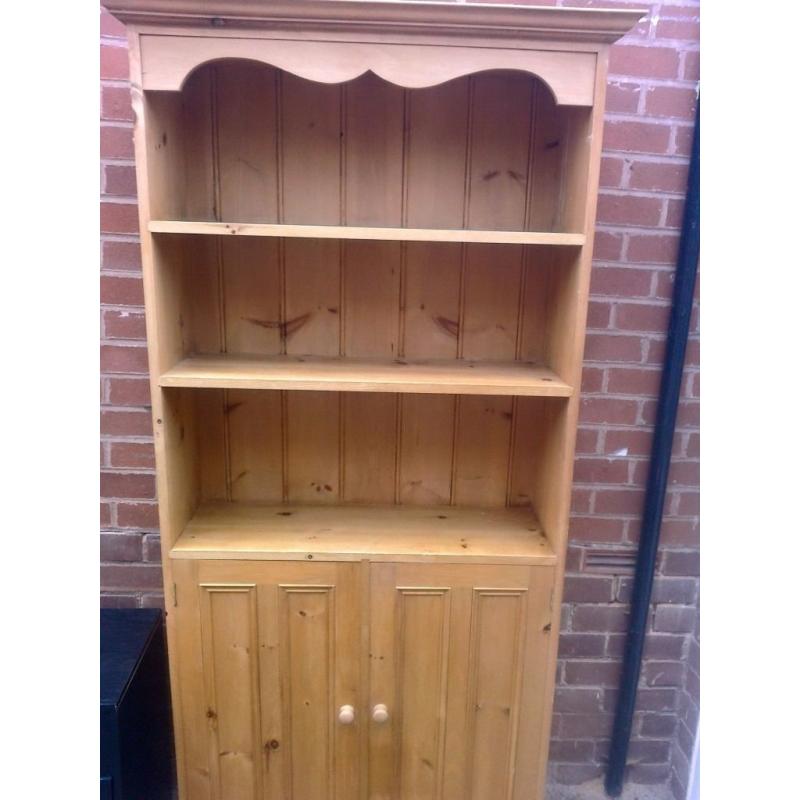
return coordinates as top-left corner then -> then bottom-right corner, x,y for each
172,560 -> 361,800
368,563 -> 554,800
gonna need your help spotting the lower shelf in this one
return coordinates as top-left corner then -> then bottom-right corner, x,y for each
170,502 -> 556,565
159,354 -> 572,397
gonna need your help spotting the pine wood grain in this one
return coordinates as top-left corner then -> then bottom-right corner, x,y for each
149,219 -> 586,245
160,354 -> 572,397
170,501 -> 555,565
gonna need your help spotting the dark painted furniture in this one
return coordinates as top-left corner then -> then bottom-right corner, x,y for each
101,608 -> 176,800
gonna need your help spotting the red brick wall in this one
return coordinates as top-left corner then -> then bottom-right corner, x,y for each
100,2 -> 699,796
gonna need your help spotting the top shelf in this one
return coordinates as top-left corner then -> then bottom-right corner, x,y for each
148,220 -> 586,247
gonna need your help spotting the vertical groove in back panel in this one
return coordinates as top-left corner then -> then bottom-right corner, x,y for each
523,80 -> 540,232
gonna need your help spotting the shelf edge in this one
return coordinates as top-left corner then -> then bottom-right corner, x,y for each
148,220 -> 586,247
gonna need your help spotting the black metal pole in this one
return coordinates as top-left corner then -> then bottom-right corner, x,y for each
604,98 -> 700,797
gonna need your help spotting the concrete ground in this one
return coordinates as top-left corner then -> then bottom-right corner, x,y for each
547,780 -> 673,800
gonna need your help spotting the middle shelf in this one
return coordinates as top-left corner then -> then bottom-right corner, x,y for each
149,219 -> 587,247
159,354 -> 573,396
170,501 -> 556,565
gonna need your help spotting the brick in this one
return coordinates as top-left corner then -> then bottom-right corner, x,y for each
572,605 -> 629,633
101,471 -> 156,500
101,344 -> 149,374
101,43 -> 129,79
629,160 -> 689,193
101,125 -> 134,159
117,502 -> 160,530
559,714 -> 614,739
101,8 -> 128,38
101,564 -> 163,591
100,274 -> 145,306
558,634 -> 607,659
606,367 -> 660,396
627,233 -> 680,264
642,660 -> 685,687
627,688 -> 677,713
666,460 -> 700,487
597,193 -> 662,227
101,85 -> 134,122
643,634 -> 687,661
549,740 -> 595,764
104,309 -> 147,340
609,46 -> 680,79
656,18 -> 700,41
100,532 -> 142,562
685,432 -> 699,458
110,442 -> 156,469
141,594 -> 166,609
564,576 -> 615,603
102,240 -> 142,271
571,488 -> 592,514
665,197 -> 685,228
603,120 -> 671,155
104,164 -> 138,196
614,302 -> 670,333
565,545 -> 584,572
584,334 -> 642,364
568,516 -> 626,544
605,428 -> 653,457
628,763 -> 672,784
673,124 -> 695,156
677,490 -> 700,515
682,50 -> 700,81
605,81 -> 641,113
644,335 -> 668,365
640,713 -> 678,738
628,739 -> 671,764
587,300 -> 611,329
591,266 -> 653,298
653,605 -> 696,633
101,409 -> 152,436
594,488 -> 644,516
645,86 -> 698,120
661,550 -> 699,577
593,229 -> 623,260
579,397 -> 638,425
100,593 -> 139,609
611,576 -> 633,605
575,427 -> 599,455
684,336 -> 700,368
659,517 -> 699,546
551,764 -> 604,785
680,688 -> 700,729
143,534 -> 162,562
580,367 -> 604,394
685,666 -> 700,703
554,688 -> 603,714
599,157 -> 624,189
101,201 -> 140,234
107,377 -> 152,407
573,457 -> 627,485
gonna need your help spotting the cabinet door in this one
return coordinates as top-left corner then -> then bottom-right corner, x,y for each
368,563 -> 555,800
172,560 -> 361,800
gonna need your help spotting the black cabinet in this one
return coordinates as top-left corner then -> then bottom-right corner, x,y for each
100,609 -> 176,800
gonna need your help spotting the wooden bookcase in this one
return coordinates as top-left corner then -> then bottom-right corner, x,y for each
107,2 -> 643,798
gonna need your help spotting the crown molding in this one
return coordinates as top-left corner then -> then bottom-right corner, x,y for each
104,0 -> 646,44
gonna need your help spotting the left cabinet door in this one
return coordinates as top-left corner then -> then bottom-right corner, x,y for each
172,560 -> 362,800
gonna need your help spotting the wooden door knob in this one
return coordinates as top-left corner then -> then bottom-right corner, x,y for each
372,704 -> 390,723
338,705 -> 355,725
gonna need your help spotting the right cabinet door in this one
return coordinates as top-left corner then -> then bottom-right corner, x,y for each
368,562 -> 556,800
